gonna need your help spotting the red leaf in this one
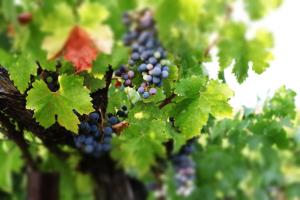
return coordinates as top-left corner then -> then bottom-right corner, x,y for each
56,26 -> 98,72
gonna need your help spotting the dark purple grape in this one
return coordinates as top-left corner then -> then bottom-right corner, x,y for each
104,127 -> 113,135
89,112 -> 100,123
79,122 -> 91,134
90,125 -> 98,134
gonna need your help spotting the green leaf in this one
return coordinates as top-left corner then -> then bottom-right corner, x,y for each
244,0 -> 282,20
218,22 -> 274,83
26,75 -> 93,132
107,85 -> 131,113
4,53 -> 36,93
174,76 -> 206,98
111,103 -> 171,175
79,1 -> 109,28
40,2 -> 75,58
248,30 -> 274,74
172,80 -> 233,139
0,142 -> 23,193
263,86 -> 296,120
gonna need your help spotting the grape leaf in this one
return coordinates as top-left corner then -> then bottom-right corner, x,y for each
78,1 -> 109,28
218,22 -> 274,83
244,0 -> 282,20
41,3 -> 75,59
58,26 -> 98,72
172,80 -> 233,139
248,29 -> 274,74
263,86 -> 296,120
0,51 -> 36,93
26,75 -> 93,133
111,103 -> 171,175
174,76 -> 206,98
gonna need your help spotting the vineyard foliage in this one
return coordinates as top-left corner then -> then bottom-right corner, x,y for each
1,0 -> 299,200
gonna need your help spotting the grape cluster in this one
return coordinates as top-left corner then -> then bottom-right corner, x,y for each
171,141 -> 196,196
73,112 -> 120,157
114,65 -> 135,87
120,10 -> 170,98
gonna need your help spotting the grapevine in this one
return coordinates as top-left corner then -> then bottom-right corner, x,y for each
0,1 -> 293,200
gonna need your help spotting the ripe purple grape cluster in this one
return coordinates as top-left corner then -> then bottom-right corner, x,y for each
114,65 -> 135,87
73,112 -> 120,157
121,9 -> 170,99
171,141 -> 196,196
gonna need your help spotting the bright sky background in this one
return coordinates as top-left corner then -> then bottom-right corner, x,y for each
206,0 -> 300,109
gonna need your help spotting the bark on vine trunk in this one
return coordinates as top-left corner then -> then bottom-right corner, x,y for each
27,171 -> 59,200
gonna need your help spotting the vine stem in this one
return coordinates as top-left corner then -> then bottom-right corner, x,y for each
159,93 -> 176,109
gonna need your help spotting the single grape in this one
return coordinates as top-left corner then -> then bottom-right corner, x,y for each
151,67 -> 161,76
108,116 -> 119,125
138,86 -> 145,94
162,66 -> 169,71
138,63 -> 147,72
143,75 -> 152,82
143,91 -> 150,99
79,122 -> 91,134
146,64 -> 154,70
149,88 -> 157,95
152,76 -> 160,84
148,57 -> 157,65
89,112 -> 100,123
131,52 -> 140,61
154,51 -> 161,59
162,70 -> 169,78
90,124 -> 98,134
122,74 -> 129,80
127,70 -> 135,78
104,127 -> 113,135
124,79 -> 132,86
140,51 -> 150,61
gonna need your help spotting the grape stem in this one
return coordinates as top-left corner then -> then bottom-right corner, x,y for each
159,93 -> 176,109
